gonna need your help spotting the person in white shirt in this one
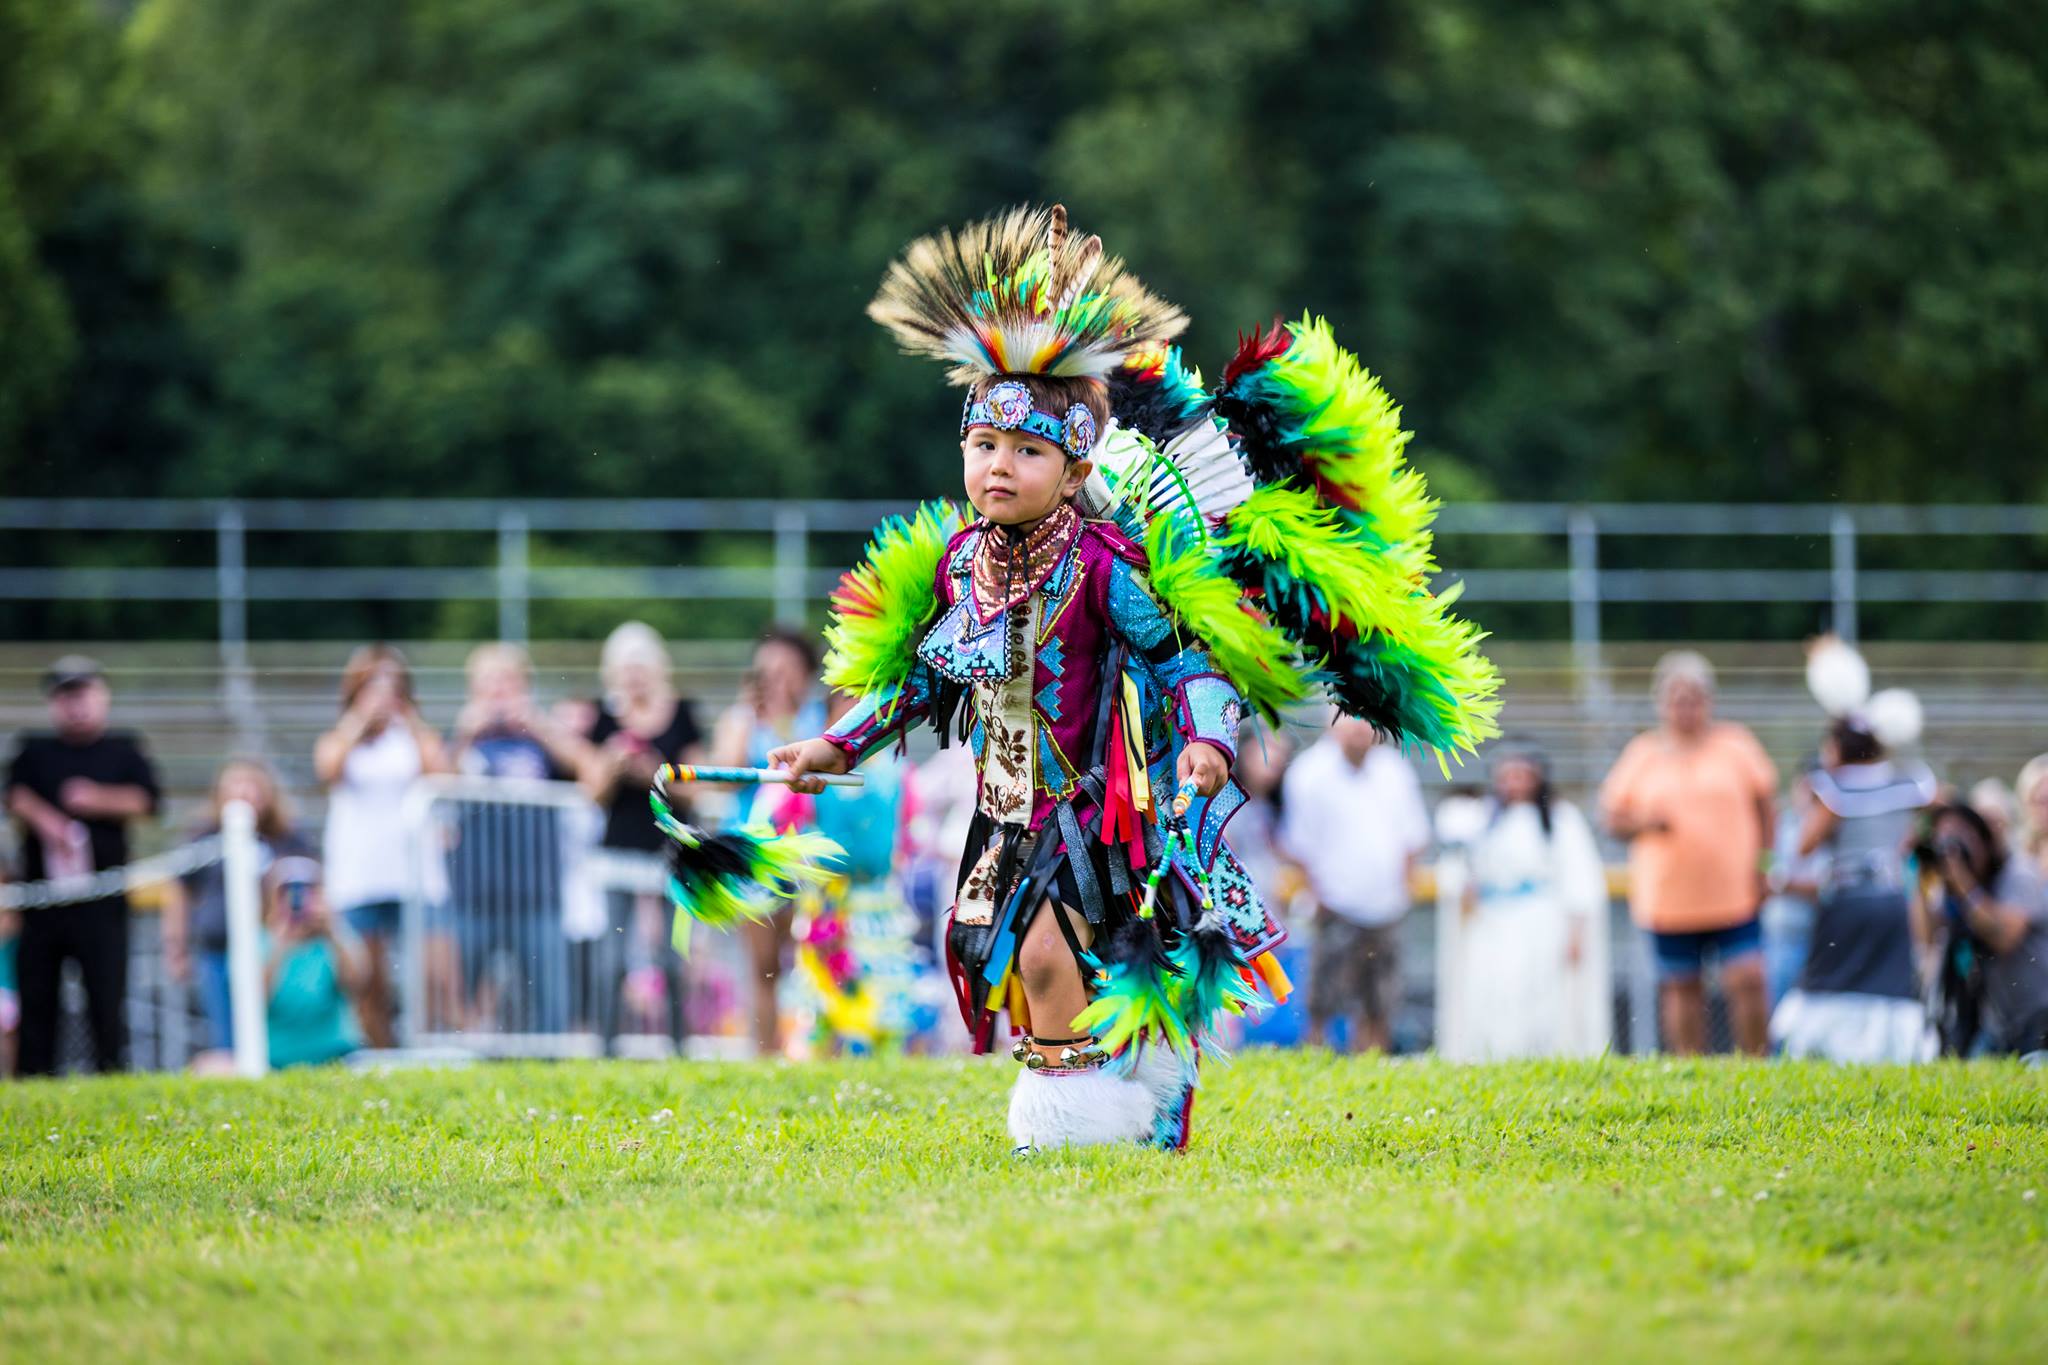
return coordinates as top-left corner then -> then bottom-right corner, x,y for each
313,645 -> 450,1048
1280,716 -> 1430,1052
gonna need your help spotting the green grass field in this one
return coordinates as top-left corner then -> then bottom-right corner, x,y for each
3,1053 -> 2044,1363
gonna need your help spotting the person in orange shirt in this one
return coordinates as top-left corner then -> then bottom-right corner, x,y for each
1600,650 -> 1777,1055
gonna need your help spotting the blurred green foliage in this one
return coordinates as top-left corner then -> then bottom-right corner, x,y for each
8,0 -> 2047,505
5,0 -> 2047,624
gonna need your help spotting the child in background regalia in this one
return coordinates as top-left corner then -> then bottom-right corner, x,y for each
760,697 -> 916,1055
747,205 -> 1498,1151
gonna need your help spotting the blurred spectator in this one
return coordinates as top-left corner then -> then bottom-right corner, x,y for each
1770,717 -> 1937,1062
1228,723 -> 1299,920
1969,777 -> 2020,850
2013,754 -> 2048,876
577,622 -> 704,1047
160,759 -> 312,1052
1441,745 -> 1610,1061
1281,714 -> 1428,1053
902,744 -> 977,962
1915,803 -> 2048,1058
711,626 -> 827,1056
711,625 -> 829,770
314,644 -> 450,1048
260,857 -> 366,1069
1600,650 -> 1775,1056
6,657 -> 162,1075
447,643 -> 594,1031
773,690 -> 916,1054
0,905 -> 15,1078
1762,763 -> 1826,1007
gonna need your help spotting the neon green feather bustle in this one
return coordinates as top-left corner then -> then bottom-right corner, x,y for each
1256,316 -> 1435,548
1215,314 -> 1501,761
821,500 -> 966,700
1142,511 -> 1314,723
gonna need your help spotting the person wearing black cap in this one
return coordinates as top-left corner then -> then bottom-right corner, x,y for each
4,657 -> 161,1075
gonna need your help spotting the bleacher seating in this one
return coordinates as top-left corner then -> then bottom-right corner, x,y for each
4,639 -> 2043,851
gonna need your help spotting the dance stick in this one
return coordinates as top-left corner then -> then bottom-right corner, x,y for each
1139,780 -> 1210,920
657,763 -> 866,789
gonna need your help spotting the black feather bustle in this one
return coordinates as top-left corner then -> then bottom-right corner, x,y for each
1214,545 -> 1410,738
1212,387 -> 1309,489
1108,369 -> 1209,449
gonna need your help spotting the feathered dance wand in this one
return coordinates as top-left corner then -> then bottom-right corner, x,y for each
650,765 -> 845,954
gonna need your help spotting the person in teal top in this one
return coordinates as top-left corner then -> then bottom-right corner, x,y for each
262,856 -> 366,1068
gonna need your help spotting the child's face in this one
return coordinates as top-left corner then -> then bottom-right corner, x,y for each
962,425 -> 1091,525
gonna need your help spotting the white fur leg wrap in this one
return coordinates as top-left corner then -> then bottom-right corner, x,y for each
1123,1044 -> 1195,1129
1006,1046 -> 1201,1150
1006,1066 -> 1156,1149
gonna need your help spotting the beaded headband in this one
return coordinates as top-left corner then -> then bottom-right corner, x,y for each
961,380 -> 1099,458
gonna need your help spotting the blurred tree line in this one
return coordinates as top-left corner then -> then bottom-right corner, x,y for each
3,0 -> 2046,640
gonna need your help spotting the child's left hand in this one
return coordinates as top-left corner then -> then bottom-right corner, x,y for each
1176,742 -> 1230,801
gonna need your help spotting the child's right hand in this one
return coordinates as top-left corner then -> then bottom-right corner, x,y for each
767,738 -> 850,795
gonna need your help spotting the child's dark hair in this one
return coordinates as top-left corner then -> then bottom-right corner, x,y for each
969,373 -> 1111,452
1829,717 -> 1884,765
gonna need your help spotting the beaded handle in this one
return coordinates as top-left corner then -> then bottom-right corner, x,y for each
1139,780 -> 1215,920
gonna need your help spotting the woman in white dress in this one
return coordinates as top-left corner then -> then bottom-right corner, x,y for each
1439,747 -> 1611,1060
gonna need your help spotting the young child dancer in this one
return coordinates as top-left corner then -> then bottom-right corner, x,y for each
686,205 -> 1499,1151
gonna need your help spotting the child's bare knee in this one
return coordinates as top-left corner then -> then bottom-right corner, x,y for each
1017,926 -> 1077,997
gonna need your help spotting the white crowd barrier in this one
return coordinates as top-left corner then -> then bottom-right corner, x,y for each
397,776 -> 753,1060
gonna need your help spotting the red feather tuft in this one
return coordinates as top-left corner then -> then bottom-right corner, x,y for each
829,570 -> 880,617
1220,318 -> 1292,387
1311,473 -> 1365,513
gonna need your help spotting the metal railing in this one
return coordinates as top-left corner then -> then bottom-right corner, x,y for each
7,498 -> 2046,646
5,497 -> 2043,801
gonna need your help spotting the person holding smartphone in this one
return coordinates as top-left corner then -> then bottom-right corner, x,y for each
260,857 -> 366,1069
314,644 -> 450,1047
6,656 -> 161,1076
710,625 -> 826,1057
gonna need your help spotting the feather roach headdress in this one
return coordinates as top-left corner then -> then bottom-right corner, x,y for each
868,204 -> 1187,386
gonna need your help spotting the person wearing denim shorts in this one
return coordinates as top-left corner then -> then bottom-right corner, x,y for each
1601,651 -> 1778,1055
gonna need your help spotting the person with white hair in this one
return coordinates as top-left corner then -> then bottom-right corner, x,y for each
1599,650 -> 1776,1055
576,622 -> 705,1048
2006,755 -> 2048,877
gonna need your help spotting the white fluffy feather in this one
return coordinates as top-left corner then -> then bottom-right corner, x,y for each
1805,637 -> 1871,717
1866,688 -> 1924,750
1154,419 -> 1253,524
